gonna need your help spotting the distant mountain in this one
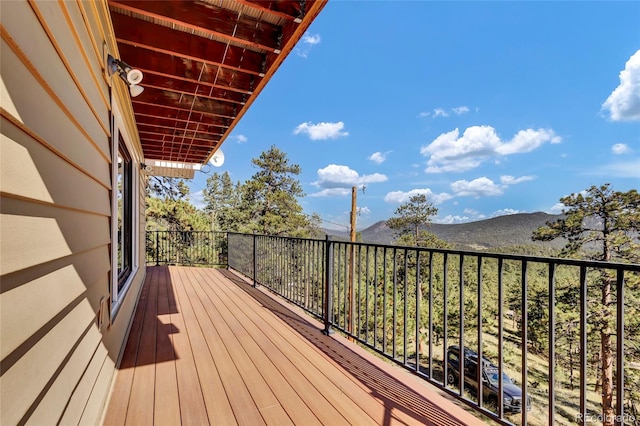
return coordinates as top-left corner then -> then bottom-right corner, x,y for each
324,212 -> 566,252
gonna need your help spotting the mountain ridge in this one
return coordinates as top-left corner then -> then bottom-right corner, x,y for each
324,212 -> 565,252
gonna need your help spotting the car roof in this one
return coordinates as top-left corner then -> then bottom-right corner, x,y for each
447,345 -> 497,368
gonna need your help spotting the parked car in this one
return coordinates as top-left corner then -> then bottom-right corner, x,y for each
446,345 -> 531,413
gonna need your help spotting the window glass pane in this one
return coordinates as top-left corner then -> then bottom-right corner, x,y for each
117,134 -> 132,292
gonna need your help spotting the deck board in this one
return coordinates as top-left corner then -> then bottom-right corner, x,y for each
153,266 -> 180,426
200,269 -> 378,425
126,265 -> 159,426
103,266 -> 485,426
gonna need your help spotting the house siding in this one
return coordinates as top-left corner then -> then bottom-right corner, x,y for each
1,1 -> 145,424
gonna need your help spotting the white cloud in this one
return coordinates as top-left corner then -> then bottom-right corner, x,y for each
368,151 -> 391,164
612,143 -> 631,154
420,106 -> 470,118
547,190 -> 590,214
293,121 -> 349,140
433,108 -> 449,117
234,134 -> 248,143
313,164 -> 387,189
463,208 -> 485,219
591,159 -> 640,178
435,215 -> 472,224
302,34 -> 321,45
384,188 -> 453,205
309,188 -> 351,197
602,49 -> 640,121
421,126 -> 561,173
450,175 -> 534,198
548,202 -> 565,215
452,106 -> 470,115
500,175 -> 536,185
358,206 -> 371,215
496,128 -> 561,155
189,190 -> 205,209
436,207 -> 489,224
451,177 -> 504,197
296,33 -> 321,58
491,208 -> 523,217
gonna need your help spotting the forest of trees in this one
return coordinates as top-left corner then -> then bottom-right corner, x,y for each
145,146 -> 639,425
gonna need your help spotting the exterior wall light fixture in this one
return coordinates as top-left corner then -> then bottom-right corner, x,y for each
107,54 -> 144,97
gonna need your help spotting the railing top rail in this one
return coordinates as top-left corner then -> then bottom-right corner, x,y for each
227,232 -> 640,271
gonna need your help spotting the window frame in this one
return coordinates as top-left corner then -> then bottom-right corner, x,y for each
110,101 -> 139,317
116,133 -> 133,289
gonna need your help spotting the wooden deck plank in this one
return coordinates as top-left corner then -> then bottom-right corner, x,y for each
173,267 -> 269,426
104,266 -> 485,426
102,268 -> 152,426
194,268 -> 359,426
212,269 -> 476,426
185,268 -> 321,426
153,266 -> 180,426
125,266 -> 160,426
168,267 -> 215,425
205,269 -> 409,425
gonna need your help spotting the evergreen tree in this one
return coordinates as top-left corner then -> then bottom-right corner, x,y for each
386,194 -> 444,248
386,194 -> 447,355
203,171 -> 241,231
146,177 -> 208,231
239,145 -> 311,236
533,184 -> 640,425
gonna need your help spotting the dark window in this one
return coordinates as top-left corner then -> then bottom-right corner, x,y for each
117,133 -> 133,291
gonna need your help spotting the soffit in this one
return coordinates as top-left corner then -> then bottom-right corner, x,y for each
108,0 -> 327,167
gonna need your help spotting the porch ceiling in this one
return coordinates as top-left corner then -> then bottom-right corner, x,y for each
108,0 -> 327,166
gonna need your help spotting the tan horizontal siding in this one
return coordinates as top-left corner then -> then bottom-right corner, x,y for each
2,0 -> 109,157
61,342 -> 111,425
2,0 -> 156,424
77,0 -> 110,84
58,0 -> 111,122
0,296 -> 97,425
1,246 -> 110,360
26,323 -> 104,424
1,118 -> 111,215
1,197 -> 110,275
0,38 -> 111,186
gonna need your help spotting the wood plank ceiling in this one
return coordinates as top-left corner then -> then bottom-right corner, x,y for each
108,0 -> 327,167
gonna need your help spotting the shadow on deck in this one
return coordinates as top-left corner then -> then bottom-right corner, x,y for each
103,266 -> 484,425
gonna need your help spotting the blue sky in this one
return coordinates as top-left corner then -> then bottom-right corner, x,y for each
189,1 -> 640,231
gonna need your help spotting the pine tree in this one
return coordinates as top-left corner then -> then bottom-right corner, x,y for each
533,184 -> 640,425
386,194 -> 440,246
386,194 -> 446,355
239,145 -> 311,236
203,171 -> 241,231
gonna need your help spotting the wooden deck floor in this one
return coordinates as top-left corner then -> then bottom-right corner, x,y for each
103,266 -> 483,426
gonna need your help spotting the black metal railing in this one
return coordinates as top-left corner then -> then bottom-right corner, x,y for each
145,230 -> 227,267
226,232 -> 640,426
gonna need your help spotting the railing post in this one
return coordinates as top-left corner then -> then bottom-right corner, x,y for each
155,231 -> 159,266
323,235 -> 334,335
616,268 -> 624,423
252,231 -> 257,287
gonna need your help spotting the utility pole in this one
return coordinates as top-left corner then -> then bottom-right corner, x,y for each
350,186 -> 357,242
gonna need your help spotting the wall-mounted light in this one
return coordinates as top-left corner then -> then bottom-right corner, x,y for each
140,163 -> 153,172
107,54 -> 144,97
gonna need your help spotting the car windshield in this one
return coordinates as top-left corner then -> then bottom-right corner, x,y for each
486,369 -> 514,386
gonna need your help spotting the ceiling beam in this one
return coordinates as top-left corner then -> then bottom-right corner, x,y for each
133,88 -> 238,119
134,114 -> 227,133
109,0 -> 283,53
138,73 -> 247,105
117,44 -> 258,95
111,13 -> 267,76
